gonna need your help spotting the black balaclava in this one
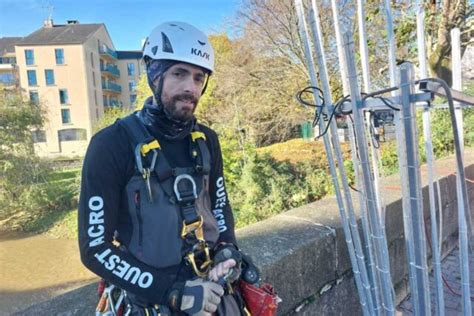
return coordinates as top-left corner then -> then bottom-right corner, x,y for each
140,59 -> 196,140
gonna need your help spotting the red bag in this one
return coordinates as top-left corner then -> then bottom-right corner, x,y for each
238,281 -> 280,316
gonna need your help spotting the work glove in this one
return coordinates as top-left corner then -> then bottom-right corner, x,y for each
179,278 -> 224,315
209,243 -> 242,283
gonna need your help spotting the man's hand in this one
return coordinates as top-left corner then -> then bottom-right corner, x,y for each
210,243 -> 242,283
208,258 -> 236,282
180,278 -> 224,315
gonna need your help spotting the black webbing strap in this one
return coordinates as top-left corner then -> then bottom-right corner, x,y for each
191,125 -> 211,174
118,113 -> 154,150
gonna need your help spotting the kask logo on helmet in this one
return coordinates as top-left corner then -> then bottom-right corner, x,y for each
191,48 -> 210,60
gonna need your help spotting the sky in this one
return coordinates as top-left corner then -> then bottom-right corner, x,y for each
0,0 -> 241,50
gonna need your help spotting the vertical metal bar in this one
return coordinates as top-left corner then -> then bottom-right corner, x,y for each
451,28 -> 464,151
357,1 -> 385,274
416,3 -> 444,314
451,27 -> 472,316
357,0 -> 384,229
330,0 -> 382,313
308,1 -> 375,314
382,2 -> 421,314
293,2 -> 370,314
399,63 -> 432,315
343,31 -> 395,315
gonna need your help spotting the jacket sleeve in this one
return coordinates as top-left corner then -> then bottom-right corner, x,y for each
206,129 -> 237,245
78,128 -> 178,305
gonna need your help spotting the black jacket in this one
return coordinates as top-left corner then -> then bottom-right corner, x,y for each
78,116 -> 236,305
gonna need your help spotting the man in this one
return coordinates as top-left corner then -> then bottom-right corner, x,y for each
79,21 -> 243,315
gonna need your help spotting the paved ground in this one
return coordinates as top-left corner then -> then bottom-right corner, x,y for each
397,246 -> 474,315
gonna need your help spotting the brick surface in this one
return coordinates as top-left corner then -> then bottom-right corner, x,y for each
397,246 -> 474,315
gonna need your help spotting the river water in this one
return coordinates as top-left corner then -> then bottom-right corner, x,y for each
0,232 -> 97,315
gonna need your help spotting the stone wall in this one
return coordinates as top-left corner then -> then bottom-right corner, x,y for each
17,154 -> 474,315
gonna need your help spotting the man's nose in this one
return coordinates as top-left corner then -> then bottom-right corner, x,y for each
182,77 -> 200,95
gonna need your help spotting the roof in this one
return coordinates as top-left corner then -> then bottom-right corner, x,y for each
117,50 -> 142,60
0,37 -> 22,56
17,24 -> 103,46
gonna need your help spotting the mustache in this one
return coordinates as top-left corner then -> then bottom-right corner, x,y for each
173,93 -> 198,104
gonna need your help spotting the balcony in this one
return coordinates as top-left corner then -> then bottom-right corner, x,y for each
0,57 -> 16,65
99,45 -> 117,60
102,81 -> 122,94
103,99 -> 122,107
100,64 -> 120,78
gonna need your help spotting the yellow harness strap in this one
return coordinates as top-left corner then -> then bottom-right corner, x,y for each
191,131 -> 206,142
140,140 -> 160,156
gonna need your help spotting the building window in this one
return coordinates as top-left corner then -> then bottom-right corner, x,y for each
32,130 -> 46,143
0,73 -> 14,85
94,90 -> 98,106
128,80 -> 136,92
27,70 -> 37,86
92,71 -> 96,87
90,52 -> 94,68
45,69 -> 55,85
61,109 -> 71,124
29,91 -> 39,104
31,130 -> 46,143
127,63 -> 135,76
59,89 -> 69,104
130,94 -> 137,105
58,128 -> 87,141
25,49 -> 34,65
55,48 -> 65,64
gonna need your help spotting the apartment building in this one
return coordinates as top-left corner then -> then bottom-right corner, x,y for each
11,19 -> 143,157
0,37 -> 21,86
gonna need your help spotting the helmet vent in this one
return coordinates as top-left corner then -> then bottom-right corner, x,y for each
151,45 -> 158,55
169,23 -> 184,31
161,32 -> 174,53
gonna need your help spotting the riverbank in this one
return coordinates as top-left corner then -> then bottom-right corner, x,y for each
0,232 -> 97,315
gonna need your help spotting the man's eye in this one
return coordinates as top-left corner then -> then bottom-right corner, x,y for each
173,72 -> 181,77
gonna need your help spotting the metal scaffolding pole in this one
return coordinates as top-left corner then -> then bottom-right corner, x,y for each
416,3 -> 444,314
399,63 -> 432,315
383,1 -> 424,314
343,31 -> 395,315
330,0 -> 383,312
308,1 -> 375,314
294,1 -> 370,314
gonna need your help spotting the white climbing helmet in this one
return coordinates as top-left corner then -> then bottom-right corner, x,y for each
142,21 -> 214,73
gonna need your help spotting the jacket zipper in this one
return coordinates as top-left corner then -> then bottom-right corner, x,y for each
134,190 -> 143,247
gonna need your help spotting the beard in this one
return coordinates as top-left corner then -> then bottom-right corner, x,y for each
161,93 -> 198,122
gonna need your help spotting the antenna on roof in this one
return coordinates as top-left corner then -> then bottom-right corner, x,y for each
42,2 -> 54,28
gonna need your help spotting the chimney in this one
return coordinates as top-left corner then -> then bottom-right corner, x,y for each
67,20 -> 79,25
43,18 -> 53,28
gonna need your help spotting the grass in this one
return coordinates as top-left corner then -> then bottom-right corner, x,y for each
23,208 -> 77,239
46,168 -> 81,182
46,209 -> 78,239
257,138 -> 351,164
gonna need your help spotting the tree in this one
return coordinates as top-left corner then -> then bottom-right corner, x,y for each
427,0 -> 472,85
0,87 -> 47,221
93,106 -> 132,135
135,73 -> 152,110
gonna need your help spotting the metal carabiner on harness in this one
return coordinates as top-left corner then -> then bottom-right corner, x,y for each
135,143 -> 158,203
